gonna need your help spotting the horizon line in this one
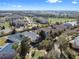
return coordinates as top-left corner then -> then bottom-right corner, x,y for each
0,10 -> 78,12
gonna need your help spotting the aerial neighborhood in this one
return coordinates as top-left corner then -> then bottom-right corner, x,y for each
0,11 -> 79,59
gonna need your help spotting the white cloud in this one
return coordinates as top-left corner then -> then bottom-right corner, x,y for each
58,0 -> 62,2
72,1 -> 78,4
12,5 -> 22,8
46,0 -> 62,3
72,0 -> 79,4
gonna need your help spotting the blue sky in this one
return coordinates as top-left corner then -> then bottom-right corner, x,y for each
0,0 -> 79,11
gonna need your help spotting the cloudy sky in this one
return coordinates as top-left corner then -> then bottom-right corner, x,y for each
0,0 -> 79,11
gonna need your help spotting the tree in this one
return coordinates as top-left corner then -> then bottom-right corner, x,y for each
37,37 -> 53,51
39,30 -> 46,40
1,26 -> 5,30
11,28 -> 16,34
20,36 -> 31,59
12,43 -> 18,51
14,55 -> 20,59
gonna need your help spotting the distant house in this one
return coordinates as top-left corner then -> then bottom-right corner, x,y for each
64,21 -> 77,26
11,20 -> 24,28
63,23 -> 72,28
9,16 -> 33,28
36,19 -> 48,24
73,36 -> 79,48
53,24 -> 67,30
69,36 -> 79,50
0,29 -> 12,36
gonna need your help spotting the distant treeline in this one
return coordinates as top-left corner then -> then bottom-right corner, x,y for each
0,10 -> 78,18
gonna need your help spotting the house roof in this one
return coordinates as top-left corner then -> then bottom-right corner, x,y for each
66,21 -> 77,26
0,43 -> 16,59
35,27 -> 57,34
36,19 -> 48,24
22,31 -> 39,41
8,33 -> 22,42
8,31 -> 39,42
0,29 -> 12,34
63,23 -> 72,28
53,24 -> 67,30
74,36 -> 79,47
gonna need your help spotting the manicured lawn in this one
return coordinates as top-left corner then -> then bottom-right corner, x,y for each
0,37 -> 6,46
48,18 -> 76,24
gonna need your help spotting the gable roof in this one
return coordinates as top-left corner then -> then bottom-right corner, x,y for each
8,33 -> 22,42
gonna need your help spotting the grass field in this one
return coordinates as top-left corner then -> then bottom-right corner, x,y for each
0,22 -> 10,29
48,18 -> 76,24
0,37 -> 6,46
3,22 -> 10,28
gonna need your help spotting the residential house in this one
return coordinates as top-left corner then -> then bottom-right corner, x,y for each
7,31 -> 39,43
69,36 -> 79,52
0,29 -> 12,36
36,19 -> 48,24
0,43 -> 16,59
22,31 -> 39,42
53,24 -> 67,31
64,21 -> 77,26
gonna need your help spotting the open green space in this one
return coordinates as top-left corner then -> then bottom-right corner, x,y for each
48,18 -> 76,24
3,22 -> 10,28
0,22 -> 10,29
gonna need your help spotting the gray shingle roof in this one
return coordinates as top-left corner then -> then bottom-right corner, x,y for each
22,31 -> 39,41
74,36 -> 79,47
8,33 -> 22,42
8,31 -> 39,42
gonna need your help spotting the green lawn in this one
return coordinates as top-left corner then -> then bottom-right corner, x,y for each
1,22 -> 10,29
48,18 -> 76,24
3,22 -> 10,28
0,37 -> 6,46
